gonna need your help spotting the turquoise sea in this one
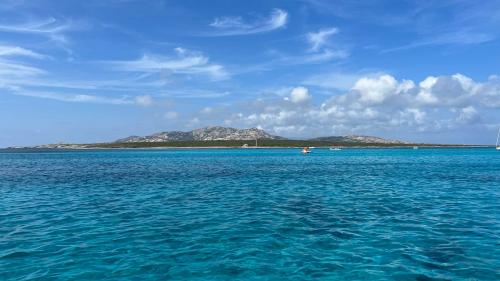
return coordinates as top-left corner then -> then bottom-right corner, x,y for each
0,148 -> 499,280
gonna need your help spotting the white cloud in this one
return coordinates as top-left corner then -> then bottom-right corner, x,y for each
479,75 -> 500,108
208,9 -> 288,36
293,49 -> 348,64
383,31 -> 497,53
288,86 -> 311,104
458,106 -> 479,124
135,95 -> 153,106
13,91 -> 134,105
0,18 -> 74,43
0,18 -> 70,33
268,49 -> 348,67
352,75 -> 399,104
307,27 -> 339,51
0,45 -> 45,59
158,89 -> 230,99
219,74 -> 500,139
414,74 -> 480,107
305,1 -> 500,52
0,46 -> 229,105
259,26 -> 346,67
0,49 -> 137,106
0,61 -> 45,78
108,48 -> 228,80
201,107 -> 213,114
0,51 -> 46,90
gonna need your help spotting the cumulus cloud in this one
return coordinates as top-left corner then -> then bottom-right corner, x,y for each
457,106 -> 479,124
287,86 -> 311,104
208,9 -> 288,36
222,74 -> 500,140
352,75 -> 401,104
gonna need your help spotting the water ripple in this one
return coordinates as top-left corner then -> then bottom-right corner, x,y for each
0,148 -> 499,280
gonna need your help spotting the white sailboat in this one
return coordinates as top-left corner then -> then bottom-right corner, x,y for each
496,128 -> 500,150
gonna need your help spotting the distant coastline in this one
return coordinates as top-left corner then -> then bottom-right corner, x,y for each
5,126 -> 493,149
5,141 -> 492,150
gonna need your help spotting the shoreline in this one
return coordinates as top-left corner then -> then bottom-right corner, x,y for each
2,145 -> 495,150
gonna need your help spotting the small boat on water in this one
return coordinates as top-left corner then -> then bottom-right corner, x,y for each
413,146 -> 418,150
330,147 -> 341,151
302,146 -> 311,154
496,128 -> 500,150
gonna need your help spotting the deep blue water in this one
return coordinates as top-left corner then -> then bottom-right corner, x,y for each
0,148 -> 499,280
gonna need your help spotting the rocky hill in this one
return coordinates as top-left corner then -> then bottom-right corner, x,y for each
308,135 -> 407,144
115,126 -> 284,142
23,127 -> 409,148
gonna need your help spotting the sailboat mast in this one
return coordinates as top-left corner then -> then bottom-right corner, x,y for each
497,128 -> 500,147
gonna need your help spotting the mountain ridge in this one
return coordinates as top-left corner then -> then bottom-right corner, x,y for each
17,126 -> 413,148
114,126 -> 405,144
115,126 -> 285,142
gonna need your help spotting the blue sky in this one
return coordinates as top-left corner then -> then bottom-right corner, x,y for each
1,0 -> 500,146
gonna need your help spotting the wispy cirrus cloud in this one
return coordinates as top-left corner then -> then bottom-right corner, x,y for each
207,9 -> 288,36
0,61 -> 45,79
0,45 -> 46,82
107,47 -> 229,80
0,44 -> 230,105
13,90 -> 135,105
158,89 -> 230,99
0,45 -> 46,59
250,26 -> 346,68
280,49 -> 348,65
229,48 -> 348,77
0,17 -> 74,43
242,43 -> 348,73
0,45 -> 46,90
307,27 -> 339,51
382,30 -> 497,53
304,0 -> 500,52
0,60 -> 141,105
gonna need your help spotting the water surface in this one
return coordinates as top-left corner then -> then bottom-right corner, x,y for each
1,148 -> 499,280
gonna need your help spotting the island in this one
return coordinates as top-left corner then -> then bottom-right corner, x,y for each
7,126 -> 487,149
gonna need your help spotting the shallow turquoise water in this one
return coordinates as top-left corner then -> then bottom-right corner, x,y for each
0,148 -> 499,280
